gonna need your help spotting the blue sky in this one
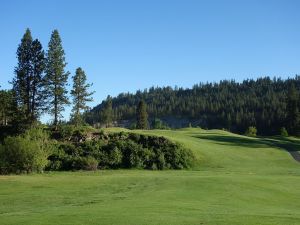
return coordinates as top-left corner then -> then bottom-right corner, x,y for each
0,0 -> 300,122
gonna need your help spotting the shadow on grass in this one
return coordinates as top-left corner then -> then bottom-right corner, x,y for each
193,134 -> 268,148
192,134 -> 300,162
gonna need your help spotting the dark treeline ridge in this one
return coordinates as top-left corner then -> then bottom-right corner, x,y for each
85,76 -> 300,135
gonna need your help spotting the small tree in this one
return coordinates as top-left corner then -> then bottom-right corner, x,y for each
70,67 -> 94,126
152,118 -> 169,129
101,96 -> 113,127
280,127 -> 288,137
245,126 -> 257,137
136,100 -> 148,129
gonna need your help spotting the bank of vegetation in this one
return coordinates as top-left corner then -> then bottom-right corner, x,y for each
0,126 -> 194,174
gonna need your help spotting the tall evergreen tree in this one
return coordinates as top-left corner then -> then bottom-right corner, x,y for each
44,30 -> 70,126
71,67 -> 94,126
30,39 -> 46,120
13,28 -> 33,122
136,100 -> 148,129
286,84 -> 300,134
13,29 -> 45,124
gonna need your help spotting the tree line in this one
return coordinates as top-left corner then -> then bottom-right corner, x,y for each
0,28 -> 94,131
2,28 -> 300,136
85,77 -> 300,135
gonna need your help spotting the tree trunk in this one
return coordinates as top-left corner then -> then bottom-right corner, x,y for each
54,84 -> 58,129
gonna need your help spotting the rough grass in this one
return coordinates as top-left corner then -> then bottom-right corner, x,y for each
1,128 -> 300,225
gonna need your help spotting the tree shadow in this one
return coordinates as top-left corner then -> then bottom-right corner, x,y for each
192,134 -> 300,162
192,134 -> 272,148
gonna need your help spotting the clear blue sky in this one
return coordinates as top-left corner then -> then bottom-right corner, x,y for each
1,0 -> 300,122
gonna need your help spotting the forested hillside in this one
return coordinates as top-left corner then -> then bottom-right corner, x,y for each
85,76 -> 300,135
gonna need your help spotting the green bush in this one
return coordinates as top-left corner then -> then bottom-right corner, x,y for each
76,156 -> 98,171
56,125 -> 76,140
0,135 -> 49,174
157,153 -> 166,170
100,144 -> 122,168
245,126 -> 257,137
46,131 -> 195,171
46,145 -> 65,171
80,140 -> 104,159
121,140 -> 145,168
55,125 -> 95,141
280,127 -> 288,137
151,118 -> 170,129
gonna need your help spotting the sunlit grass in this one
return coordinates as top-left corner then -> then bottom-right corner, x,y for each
1,128 -> 300,225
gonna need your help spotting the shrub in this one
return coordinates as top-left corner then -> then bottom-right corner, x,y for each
55,125 -> 95,142
141,148 -> 155,169
151,118 -> 170,129
0,135 -> 49,174
56,125 -> 76,140
280,127 -> 288,137
61,142 -> 82,156
245,126 -> 257,137
100,145 -> 123,168
46,145 -> 65,171
157,153 -> 166,170
45,131 -> 195,171
129,122 -> 136,130
77,156 -> 98,171
122,140 -> 145,168
80,140 -> 104,159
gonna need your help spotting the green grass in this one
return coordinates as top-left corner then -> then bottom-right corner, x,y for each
1,128 -> 300,225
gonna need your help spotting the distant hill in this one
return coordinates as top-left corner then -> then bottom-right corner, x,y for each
85,76 -> 300,135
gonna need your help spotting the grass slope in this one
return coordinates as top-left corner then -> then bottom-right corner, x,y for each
1,128 -> 300,225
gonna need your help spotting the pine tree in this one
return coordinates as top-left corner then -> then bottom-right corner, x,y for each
13,29 -> 46,125
136,100 -> 148,129
13,28 -> 33,122
30,39 -> 46,120
0,90 -> 14,126
71,67 -> 94,126
102,95 -> 113,127
286,84 -> 300,134
44,30 -> 70,127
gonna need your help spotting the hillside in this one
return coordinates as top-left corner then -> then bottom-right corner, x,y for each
1,128 -> 300,225
118,128 -> 300,172
85,76 -> 300,135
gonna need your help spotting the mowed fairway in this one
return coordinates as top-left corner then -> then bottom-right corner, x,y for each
1,128 -> 300,225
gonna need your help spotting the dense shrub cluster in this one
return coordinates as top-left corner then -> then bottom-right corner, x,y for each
51,125 -> 95,142
0,128 -> 52,174
47,132 -> 195,171
0,126 -> 195,173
